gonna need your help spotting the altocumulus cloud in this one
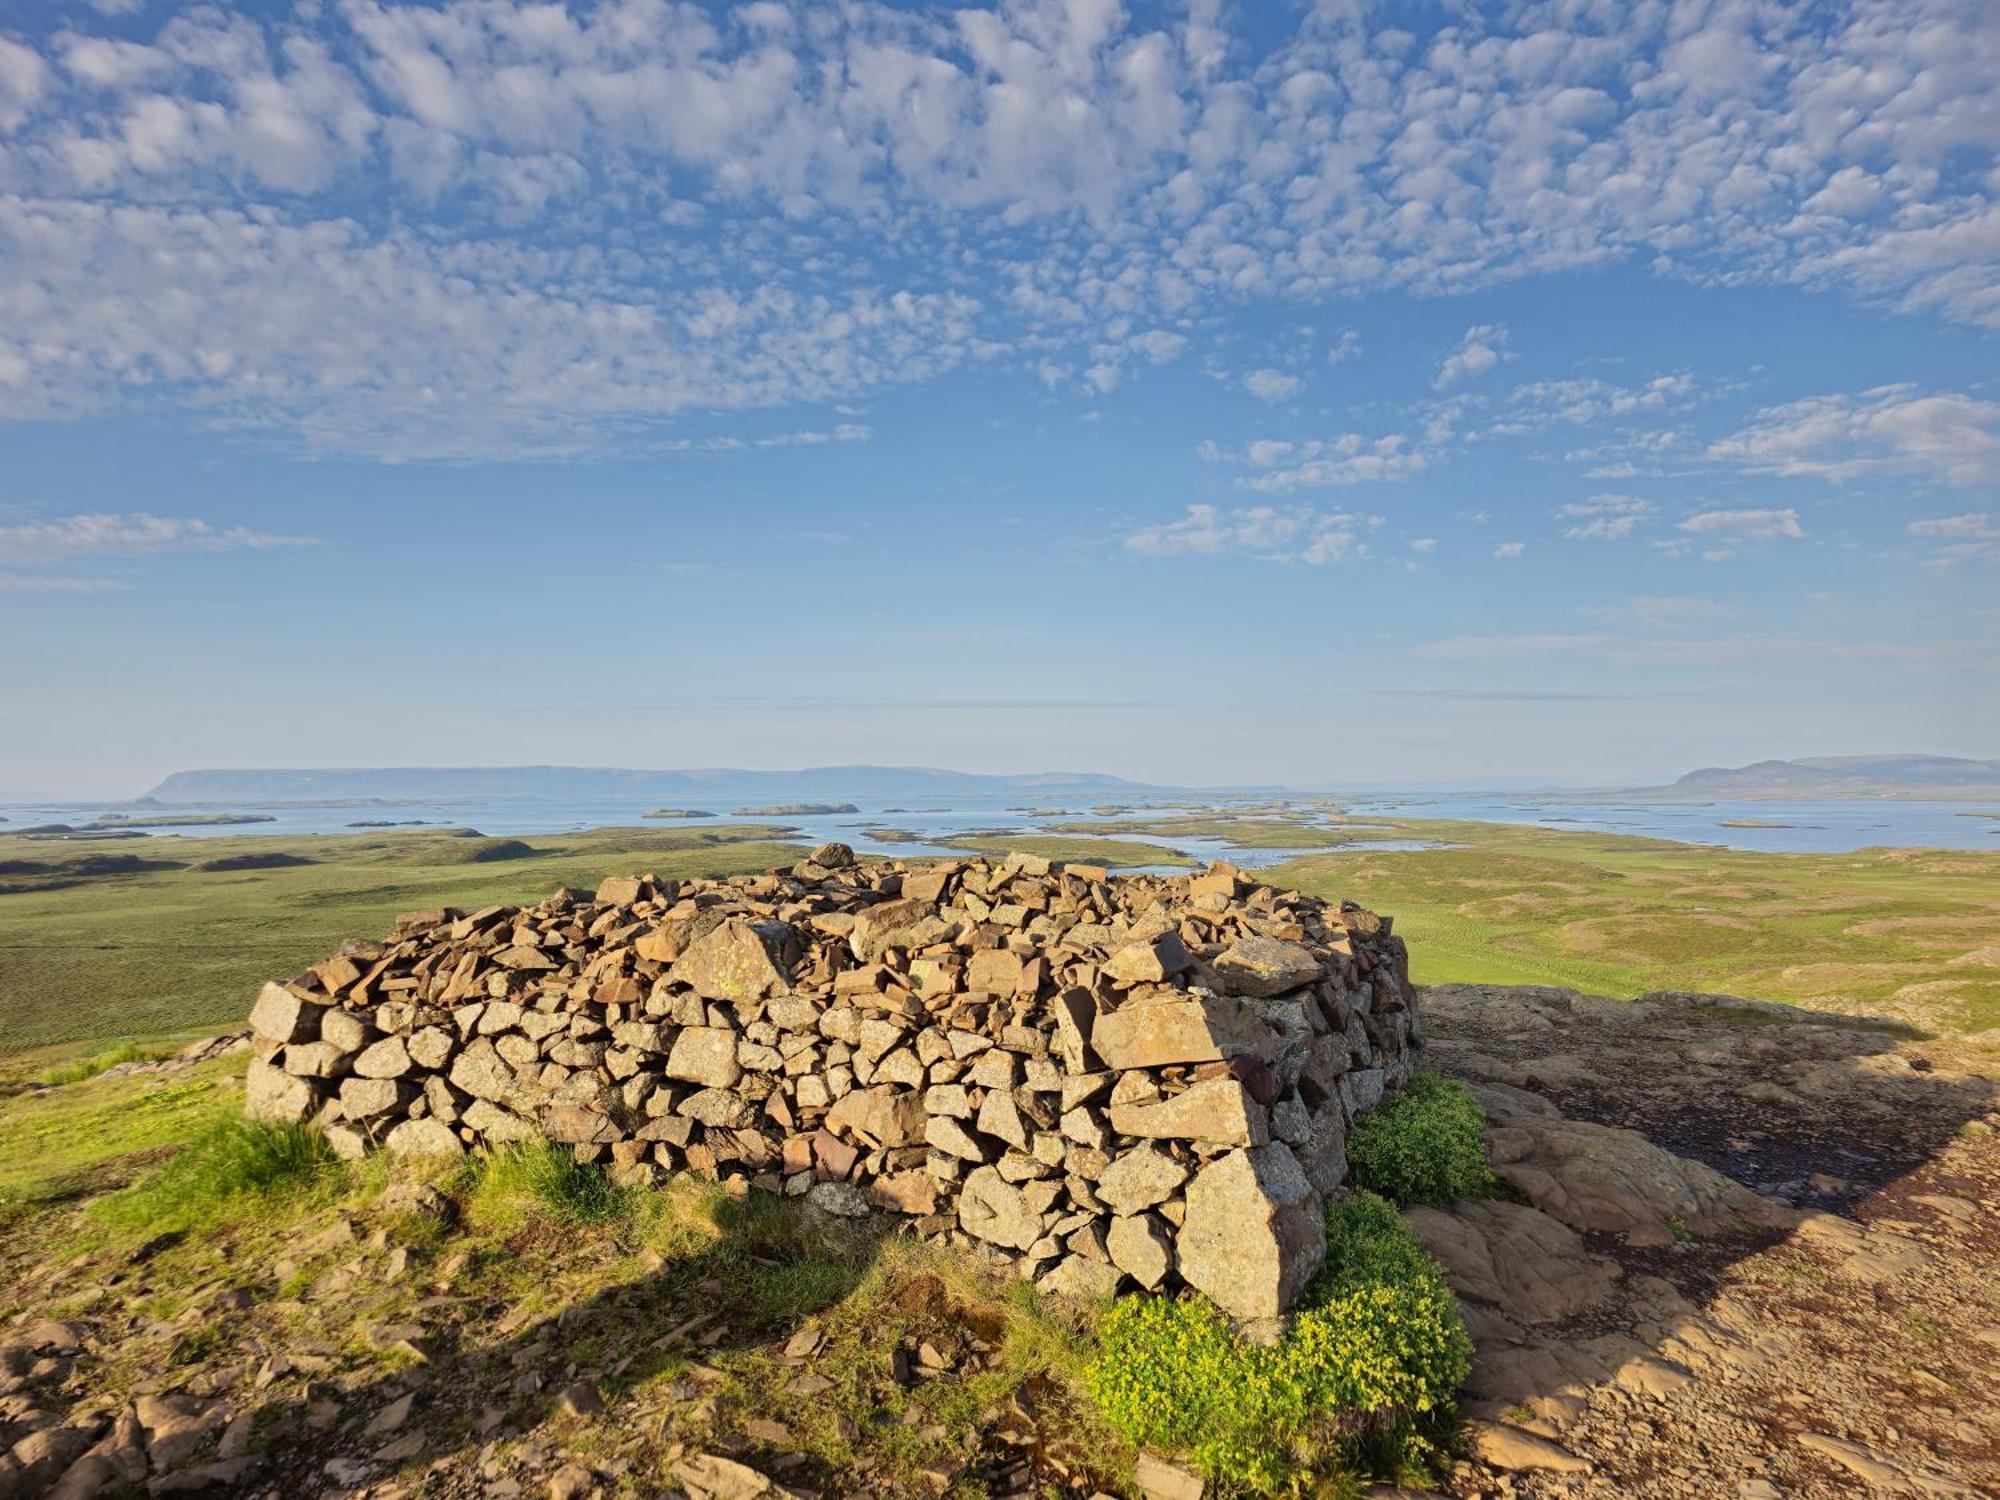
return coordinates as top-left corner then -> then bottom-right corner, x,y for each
1125,505 -> 1380,565
0,0 -> 1993,459
0,513 -> 318,564
1679,508 -> 1806,541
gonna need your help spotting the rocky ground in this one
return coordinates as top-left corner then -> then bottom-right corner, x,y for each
1412,984 -> 2000,1500
2,984 -> 1994,1499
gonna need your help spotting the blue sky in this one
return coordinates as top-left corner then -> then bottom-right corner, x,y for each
0,0 -> 1995,798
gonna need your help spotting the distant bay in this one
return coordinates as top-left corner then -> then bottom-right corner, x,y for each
5,790 -> 1997,862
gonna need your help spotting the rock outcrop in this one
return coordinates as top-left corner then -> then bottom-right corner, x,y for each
241,846 -> 1419,1318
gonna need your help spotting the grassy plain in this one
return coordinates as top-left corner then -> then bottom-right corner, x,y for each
0,824 -> 804,1055
5,811 -> 1996,1065
1269,820 -> 2000,1035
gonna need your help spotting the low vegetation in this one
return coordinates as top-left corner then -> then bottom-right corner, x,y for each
0,822 -> 805,1051
1347,1073 -> 1496,1208
1090,1193 -> 1471,1491
92,1116 -> 342,1236
466,1140 -> 632,1231
1269,819 -> 2000,1034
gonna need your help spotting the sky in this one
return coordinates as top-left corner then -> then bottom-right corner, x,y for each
0,0 -> 1996,799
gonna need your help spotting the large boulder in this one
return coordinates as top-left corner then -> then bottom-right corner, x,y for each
1176,1143 -> 1325,1320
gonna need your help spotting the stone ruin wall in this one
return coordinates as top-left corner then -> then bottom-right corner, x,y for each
243,844 -> 1421,1321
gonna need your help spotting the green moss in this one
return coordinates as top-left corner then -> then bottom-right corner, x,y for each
1088,1193 -> 1471,1492
1347,1074 -> 1495,1208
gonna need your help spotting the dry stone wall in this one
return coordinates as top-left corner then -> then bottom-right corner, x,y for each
244,844 -> 1421,1320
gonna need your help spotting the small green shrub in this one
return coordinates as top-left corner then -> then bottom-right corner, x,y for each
95,1118 -> 341,1232
1346,1073 -> 1494,1207
469,1142 -> 629,1229
1088,1192 -> 1472,1492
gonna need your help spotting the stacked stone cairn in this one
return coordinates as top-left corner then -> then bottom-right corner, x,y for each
245,845 -> 1420,1321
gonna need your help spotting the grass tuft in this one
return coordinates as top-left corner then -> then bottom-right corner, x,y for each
1347,1072 -> 1496,1208
468,1141 -> 630,1230
34,1041 -> 160,1087
1088,1191 -> 1472,1491
94,1117 -> 342,1233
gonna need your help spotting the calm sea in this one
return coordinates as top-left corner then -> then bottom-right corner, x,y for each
4,790 -> 1996,865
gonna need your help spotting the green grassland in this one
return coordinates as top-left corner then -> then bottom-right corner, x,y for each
0,824 -> 805,1055
5,813 -> 1997,1065
1268,819 -> 2000,1036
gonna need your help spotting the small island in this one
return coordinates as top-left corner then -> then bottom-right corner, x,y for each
90,813 -> 278,829
641,808 -> 717,819
731,803 -> 860,816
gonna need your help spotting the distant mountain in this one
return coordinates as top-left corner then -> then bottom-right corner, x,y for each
1637,755 -> 2000,801
143,764 -> 1165,805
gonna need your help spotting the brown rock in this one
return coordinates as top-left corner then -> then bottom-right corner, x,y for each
1090,994 -> 1279,1071
1109,1078 -> 1269,1146
1102,931 -> 1193,984
670,919 -> 792,1002
1133,1452 -> 1205,1500
673,1453 -> 772,1500
249,981 -> 324,1044
666,1026 -> 744,1089
849,896 -> 936,961
958,1165 -> 1042,1249
1176,1143 -> 1324,1320
1468,1422 -> 1591,1473
1213,936 -> 1320,997
1096,1145 -> 1190,1215
1107,1213 -> 1174,1289
385,1118 -> 463,1156
826,1085 -> 924,1148
245,1058 -> 316,1123
352,1035 -> 412,1079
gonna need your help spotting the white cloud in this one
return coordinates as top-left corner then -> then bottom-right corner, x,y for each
1908,512 -> 2000,564
0,573 -> 130,593
1410,537 -> 1437,553
1414,633 -> 1969,665
1238,435 -> 1428,492
1243,368 -> 1304,403
1584,595 -> 1733,625
1679,508 -> 1805,541
0,513 -> 317,564
1125,504 -> 1378,565
1433,325 -> 1511,390
1709,388 -> 2000,486
1557,494 -> 1656,541
0,1 -> 1993,456
1492,540 -> 1526,560
1499,374 -> 1698,434
1325,330 -> 1362,365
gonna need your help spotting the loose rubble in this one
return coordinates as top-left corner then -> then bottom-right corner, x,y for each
243,846 -> 1420,1318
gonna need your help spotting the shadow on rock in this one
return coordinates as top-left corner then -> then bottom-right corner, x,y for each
1406,984 -> 1999,1498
